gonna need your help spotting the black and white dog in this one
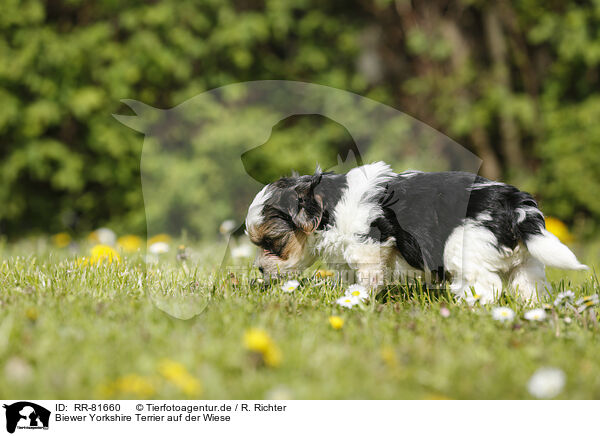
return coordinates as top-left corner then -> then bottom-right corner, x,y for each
245,162 -> 587,303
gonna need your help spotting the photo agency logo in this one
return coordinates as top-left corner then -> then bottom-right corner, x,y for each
3,402 -> 50,434
114,80 -> 481,319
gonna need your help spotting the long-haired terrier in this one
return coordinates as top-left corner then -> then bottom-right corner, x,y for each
245,162 -> 587,303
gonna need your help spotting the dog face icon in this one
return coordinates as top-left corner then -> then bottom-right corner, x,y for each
17,407 -> 35,427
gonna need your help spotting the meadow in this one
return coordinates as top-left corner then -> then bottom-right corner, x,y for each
0,236 -> 598,400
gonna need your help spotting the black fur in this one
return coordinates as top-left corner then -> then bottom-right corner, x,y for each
314,173 -> 347,229
369,172 -> 545,274
466,178 -> 544,247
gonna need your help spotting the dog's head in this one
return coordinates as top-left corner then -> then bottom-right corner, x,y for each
245,170 -> 324,277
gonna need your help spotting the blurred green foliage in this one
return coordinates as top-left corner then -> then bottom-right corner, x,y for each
1,0 -> 599,238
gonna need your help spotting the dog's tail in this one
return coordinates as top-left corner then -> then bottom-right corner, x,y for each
513,193 -> 588,270
525,230 -> 588,270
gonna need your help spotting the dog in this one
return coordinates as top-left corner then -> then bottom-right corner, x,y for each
244,162 -> 587,303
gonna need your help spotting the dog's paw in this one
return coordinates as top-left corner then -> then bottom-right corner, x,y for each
452,284 -> 498,306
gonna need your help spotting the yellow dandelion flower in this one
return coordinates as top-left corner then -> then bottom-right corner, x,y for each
178,375 -> 202,396
545,217 -> 573,244
328,316 -> 344,330
316,269 -> 335,278
96,374 -> 155,398
148,234 -> 172,245
89,245 -> 121,265
52,232 -> 71,248
243,328 -> 282,368
112,374 -> 155,398
158,359 -> 187,380
158,359 -> 202,396
117,235 -> 142,253
25,307 -> 38,321
263,345 -> 282,368
243,328 -> 272,353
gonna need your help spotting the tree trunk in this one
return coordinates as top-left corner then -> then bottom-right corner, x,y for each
484,4 -> 526,172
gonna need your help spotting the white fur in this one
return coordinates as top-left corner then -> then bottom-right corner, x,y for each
515,206 -> 544,224
399,170 -> 422,178
444,221 -> 586,304
245,185 -> 271,230
315,162 -> 395,256
331,161 -> 395,237
525,229 -> 588,270
468,181 -> 505,190
508,256 -> 548,301
313,162 -> 396,287
444,220 -> 510,304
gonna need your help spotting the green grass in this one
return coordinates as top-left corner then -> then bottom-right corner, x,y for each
0,239 -> 599,399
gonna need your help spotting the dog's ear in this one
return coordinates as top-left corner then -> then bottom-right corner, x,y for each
290,172 -> 323,233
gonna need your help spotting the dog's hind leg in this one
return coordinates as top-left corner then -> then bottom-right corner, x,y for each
444,221 -> 506,304
508,255 -> 549,303
447,271 -> 503,305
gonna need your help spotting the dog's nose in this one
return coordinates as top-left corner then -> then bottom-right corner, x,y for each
258,266 -> 264,274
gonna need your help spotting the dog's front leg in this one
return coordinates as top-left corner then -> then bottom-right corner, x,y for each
356,265 -> 386,291
346,239 -> 395,293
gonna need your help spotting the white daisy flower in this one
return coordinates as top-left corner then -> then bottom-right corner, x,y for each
464,293 -> 481,306
527,367 -> 565,399
93,227 -> 117,246
148,241 -> 170,254
524,308 -> 546,321
575,294 -> 599,312
563,316 -> 572,324
345,284 -> 369,301
336,295 -> 360,309
558,290 -> 575,300
491,307 -> 515,322
281,280 -> 300,293
554,290 -> 575,307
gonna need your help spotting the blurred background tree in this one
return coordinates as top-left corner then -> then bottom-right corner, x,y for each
1,0 -> 599,239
